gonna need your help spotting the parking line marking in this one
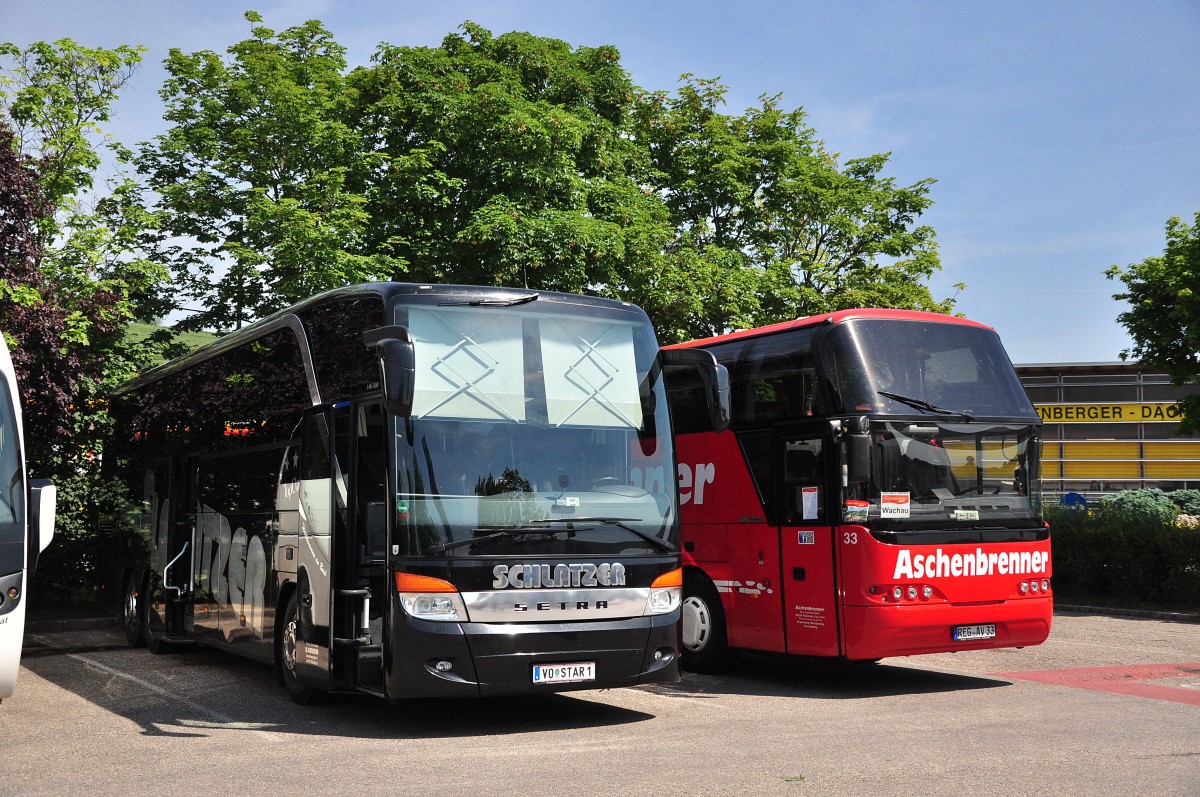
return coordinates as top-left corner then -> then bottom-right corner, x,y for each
30,635 -> 286,741
992,662 -> 1200,706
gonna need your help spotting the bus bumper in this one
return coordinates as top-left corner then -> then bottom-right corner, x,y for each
385,609 -> 681,699
841,596 -> 1053,660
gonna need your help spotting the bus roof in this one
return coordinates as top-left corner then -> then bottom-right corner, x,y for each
665,308 -> 994,349
119,282 -> 648,394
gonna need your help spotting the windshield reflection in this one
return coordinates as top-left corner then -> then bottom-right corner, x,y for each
396,419 -> 674,556
821,319 -> 1037,419
0,380 -> 23,575
389,300 -> 678,558
851,421 -> 1042,529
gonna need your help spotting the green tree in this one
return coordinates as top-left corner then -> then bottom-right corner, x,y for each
142,16 -> 954,344
347,22 -> 671,299
0,39 -> 141,216
139,11 -> 401,331
0,37 -> 162,329
1107,211 -> 1200,434
1,39 -> 168,603
631,77 -> 956,341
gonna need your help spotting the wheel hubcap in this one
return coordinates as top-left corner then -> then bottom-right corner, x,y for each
681,595 -> 711,653
123,588 -> 137,627
283,619 -> 299,675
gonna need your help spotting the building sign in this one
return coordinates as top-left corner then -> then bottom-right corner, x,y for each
1035,402 -> 1185,423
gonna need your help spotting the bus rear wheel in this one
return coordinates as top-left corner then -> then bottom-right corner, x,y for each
681,574 -> 734,673
121,576 -> 145,648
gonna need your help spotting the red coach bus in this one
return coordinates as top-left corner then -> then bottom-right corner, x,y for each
664,309 -> 1051,671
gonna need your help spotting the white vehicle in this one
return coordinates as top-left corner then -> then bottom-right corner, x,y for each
0,334 -> 56,702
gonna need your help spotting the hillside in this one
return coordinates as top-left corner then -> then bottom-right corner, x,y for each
125,322 -> 220,364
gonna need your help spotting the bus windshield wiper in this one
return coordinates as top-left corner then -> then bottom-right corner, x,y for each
437,293 -> 539,308
878,390 -> 975,421
426,526 -> 563,556
426,517 -> 675,555
526,517 -> 676,553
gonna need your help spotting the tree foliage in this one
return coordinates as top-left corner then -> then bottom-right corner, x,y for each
1107,211 -> 1200,434
632,76 -> 953,341
0,121 -> 76,442
0,36 -> 151,458
0,38 -> 142,214
139,12 -> 402,331
1,40 -> 169,602
143,17 -> 954,340
346,22 -> 671,303
0,38 -> 160,325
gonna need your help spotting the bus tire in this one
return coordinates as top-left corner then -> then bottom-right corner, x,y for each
278,592 -> 321,704
681,574 -> 734,673
142,578 -> 173,655
121,575 -> 146,648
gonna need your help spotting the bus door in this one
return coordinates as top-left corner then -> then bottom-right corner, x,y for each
331,402 -> 387,690
777,427 -> 841,657
146,458 -> 193,644
720,430 -> 786,653
192,453 -> 221,640
294,409 -> 337,690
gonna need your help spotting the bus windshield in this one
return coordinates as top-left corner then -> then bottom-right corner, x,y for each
820,318 -> 1038,420
391,302 -> 675,557
0,379 -> 25,577
854,420 -> 1042,531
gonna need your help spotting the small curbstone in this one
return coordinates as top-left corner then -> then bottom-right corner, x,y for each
1055,604 -> 1200,624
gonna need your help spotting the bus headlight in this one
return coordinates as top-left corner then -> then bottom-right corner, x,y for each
395,572 -> 469,622
646,568 -> 683,615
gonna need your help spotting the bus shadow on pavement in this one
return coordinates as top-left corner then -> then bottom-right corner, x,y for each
644,654 -> 1008,700
21,634 -> 657,739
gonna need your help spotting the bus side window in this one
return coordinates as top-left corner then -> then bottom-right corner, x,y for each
783,440 -> 824,523
737,431 -> 776,524
800,368 -> 820,416
356,406 -> 388,561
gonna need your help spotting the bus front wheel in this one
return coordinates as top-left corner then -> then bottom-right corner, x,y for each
141,579 -> 173,655
681,574 -> 734,673
278,593 -> 322,704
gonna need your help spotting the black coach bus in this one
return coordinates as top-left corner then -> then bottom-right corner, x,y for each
103,283 -> 728,701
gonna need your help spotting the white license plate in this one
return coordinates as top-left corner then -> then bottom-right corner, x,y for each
532,662 -> 596,685
953,623 -> 997,641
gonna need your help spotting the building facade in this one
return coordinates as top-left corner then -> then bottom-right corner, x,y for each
1017,362 -> 1200,500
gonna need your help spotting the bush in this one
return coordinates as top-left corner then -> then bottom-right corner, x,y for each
1046,491 -> 1200,609
1097,489 -> 1178,524
1169,489 -> 1200,515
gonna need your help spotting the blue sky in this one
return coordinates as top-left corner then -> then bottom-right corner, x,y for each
3,0 -> 1198,364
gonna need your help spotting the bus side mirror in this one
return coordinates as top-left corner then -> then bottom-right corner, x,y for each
366,326 -> 416,417
661,348 -> 731,433
845,416 -> 871,483
28,479 -> 55,576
